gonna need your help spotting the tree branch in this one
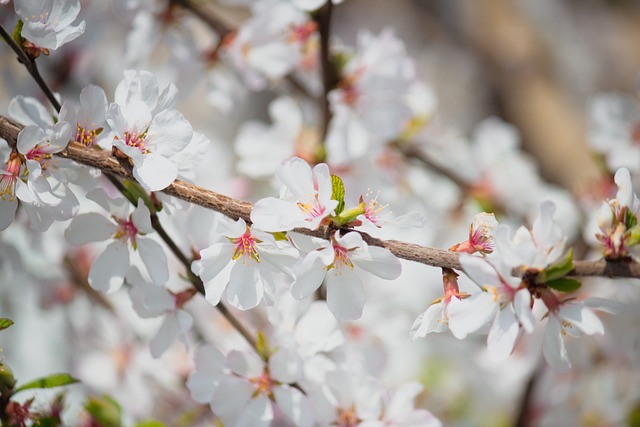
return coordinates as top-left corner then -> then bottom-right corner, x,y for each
2,115 -> 639,279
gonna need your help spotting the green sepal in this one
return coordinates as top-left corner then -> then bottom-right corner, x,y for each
135,421 -> 166,427
625,208 -> 638,230
545,277 -> 582,293
333,202 -> 366,227
121,180 -> 155,212
0,318 -> 14,331
331,174 -> 345,215
536,249 -> 574,284
14,373 -> 79,394
12,20 -> 24,47
628,225 -> 640,247
84,395 -> 122,427
0,363 -> 17,394
270,231 -> 289,242
256,331 -> 271,361
33,417 -> 62,427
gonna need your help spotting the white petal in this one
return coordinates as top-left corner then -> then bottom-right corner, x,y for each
0,199 -> 18,231
132,201 -> 153,234
88,241 -> 129,293
274,385 -> 314,427
514,289 -> 536,333
197,242 -> 234,282
325,268 -> 364,321
150,314 -> 181,358
133,152 -> 178,191
147,109 -> 193,156
250,197 -> 305,232
269,348 -> 302,384
226,262 -> 264,310
410,302 -> 445,340
350,245 -> 401,280
459,253 -> 501,289
291,251 -> 327,299
235,395 -> 273,427
65,213 -> 116,245
558,304 -> 604,336
210,376 -> 253,416
486,307 -> 520,360
583,297 -> 623,315
137,237 -> 169,285
186,370 -> 218,404
447,293 -> 496,339
276,157 -> 314,201
542,316 -> 571,372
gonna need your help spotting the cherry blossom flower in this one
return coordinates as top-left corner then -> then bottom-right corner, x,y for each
187,344 -> 313,427
59,84 -> 110,148
588,94 -> 640,176
448,254 -> 536,359
0,123 -> 75,232
540,289 -> 622,371
127,268 -> 194,358
495,200 -> 567,271
450,212 -> 498,254
192,218 -> 299,310
107,70 -> 193,191
410,268 -> 468,340
251,156 -> 338,232
65,189 -> 168,292
222,3 -> 317,90
291,231 -> 401,321
14,0 -> 86,54
596,167 -> 640,259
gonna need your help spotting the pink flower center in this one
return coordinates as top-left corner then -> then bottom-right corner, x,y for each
0,153 -> 21,202
26,145 -> 54,170
335,405 -> 359,427
327,244 -> 354,271
76,123 -> 99,146
249,371 -> 274,398
114,217 -> 138,244
231,230 -> 261,264
288,21 -> 318,44
123,130 -> 148,153
297,197 -> 326,220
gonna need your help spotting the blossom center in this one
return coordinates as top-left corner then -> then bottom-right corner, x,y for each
123,130 -> 149,153
336,405 -> 359,427
76,123 -> 99,146
327,244 -> 354,272
249,371 -> 274,398
26,144 -> 55,170
114,217 -> 138,244
0,152 -> 21,202
297,196 -> 325,220
231,230 -> 261,264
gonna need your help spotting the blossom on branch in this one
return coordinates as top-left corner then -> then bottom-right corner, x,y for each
251,156 -> 338,232
14,0 -> 86,54
65,189 -> 168,292
291,231 -> 401,321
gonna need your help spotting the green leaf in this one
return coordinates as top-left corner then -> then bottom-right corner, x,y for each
270,231 -> 289,242
536,249 -> 574,283
545,277 -> 582,293
256,331 -> 271,361
12,20 -> 24,47
15,373 -> 79,393
0,318 -> 14,331
135,421 -> 166,427
331,175 -> 345,215
628,225 -> 640,247
84,395 -> 122,427
121,180 -> 155,212
625,208 -> 638,230
33,417 -> 61,427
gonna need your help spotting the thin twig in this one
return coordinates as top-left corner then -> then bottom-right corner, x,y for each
0,24 -> 61,112
1,115 -> 639,279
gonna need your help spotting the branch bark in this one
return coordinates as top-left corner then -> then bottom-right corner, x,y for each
2,115 -> 639,279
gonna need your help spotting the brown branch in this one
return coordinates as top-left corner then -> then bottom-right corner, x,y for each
2,114 -> 639,279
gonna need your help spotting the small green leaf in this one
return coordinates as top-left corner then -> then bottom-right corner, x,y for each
0,318 -> 14,331
33,417 -> 61,427
628,225 -> 640,247
15,373 -> 79,393
625,208 -> 638,230
85,395 -> 122,427
12,20 -> 24,47
256,331 -> 271,361
536,249 -> 574,283
270,231 -> 289,242
135,421 -> 166,427
331,175 -> 345,215
546,277 -> 582,293
122,180 -> 154,211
